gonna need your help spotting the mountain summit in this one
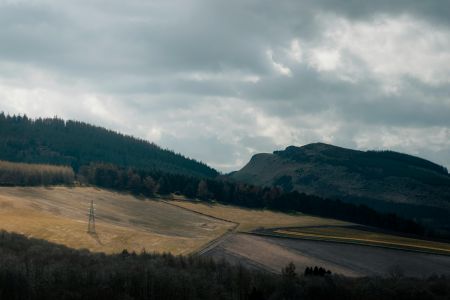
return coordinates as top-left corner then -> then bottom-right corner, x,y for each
231,143 -> 450,232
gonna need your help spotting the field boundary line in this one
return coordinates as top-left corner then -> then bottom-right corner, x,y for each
161,200 -> 239,226
161,200 -> 240,256
247,231 -> 450,257
276,229 -> 450,253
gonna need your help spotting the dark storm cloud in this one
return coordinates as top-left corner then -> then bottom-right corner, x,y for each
0,0 -> 449,171
243,71 -> 450,127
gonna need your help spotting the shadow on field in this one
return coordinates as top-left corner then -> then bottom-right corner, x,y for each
88,232 -> 104,245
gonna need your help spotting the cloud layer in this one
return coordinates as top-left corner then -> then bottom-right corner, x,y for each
0,0 -> 449,172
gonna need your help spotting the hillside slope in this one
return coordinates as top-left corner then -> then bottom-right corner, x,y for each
0,187 -> 233,254
231,143 -> 450,231
0,114 -> 217,177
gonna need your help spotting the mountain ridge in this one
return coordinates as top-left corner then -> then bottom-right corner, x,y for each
275,142 -> 448,176
231,142 -> 450,233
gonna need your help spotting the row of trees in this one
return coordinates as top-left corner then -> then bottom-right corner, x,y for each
0,159 -> 426,236
0,230 -> 448,300
80,163 -> 427,236
0,160 -> 74,186
0,158 -> 429,236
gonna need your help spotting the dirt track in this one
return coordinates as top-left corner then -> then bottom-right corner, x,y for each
203,233 -> 450,277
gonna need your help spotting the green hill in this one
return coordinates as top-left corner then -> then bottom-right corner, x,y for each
231,143 -> 450,233
0,114 -> 218,178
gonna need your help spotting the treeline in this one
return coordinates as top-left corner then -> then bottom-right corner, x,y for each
270,192 -> 426,235
1,230 -> 449,300
0,159 -> 428,236
367,150 -> 449,175
0,113 -> 217,177
0,160 -> 74,186
80,163 -> 427,236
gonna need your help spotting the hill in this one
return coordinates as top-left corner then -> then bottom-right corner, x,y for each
0,114 -> 217,177
0,186 -> 233,254
231,143 -> 450,233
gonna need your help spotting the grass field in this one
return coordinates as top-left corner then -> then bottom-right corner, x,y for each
167,200 -> 351,232
0,187 -> 233,254
171,201 -> 450,276
272,226 -> 450,255
2,187 -> 448,259
169,200 -> 450,255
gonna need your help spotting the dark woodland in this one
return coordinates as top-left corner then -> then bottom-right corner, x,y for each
0,230 -> 448,300
0,114 -> 217,178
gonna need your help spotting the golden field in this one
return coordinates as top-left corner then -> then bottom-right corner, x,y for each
167,200 -> 350,232
0,187 -> 233,254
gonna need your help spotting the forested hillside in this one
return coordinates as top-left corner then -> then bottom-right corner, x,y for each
231,143 -> 450,234
0,114 -> 217,178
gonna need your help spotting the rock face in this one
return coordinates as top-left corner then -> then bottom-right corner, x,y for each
231,143 -> 450,233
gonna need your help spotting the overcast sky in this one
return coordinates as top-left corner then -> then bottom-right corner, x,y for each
0,0 -> 449,172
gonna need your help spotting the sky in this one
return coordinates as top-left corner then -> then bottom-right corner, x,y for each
0,0 -> 449,173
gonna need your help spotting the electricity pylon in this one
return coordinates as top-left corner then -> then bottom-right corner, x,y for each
87,200 -> 96,234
